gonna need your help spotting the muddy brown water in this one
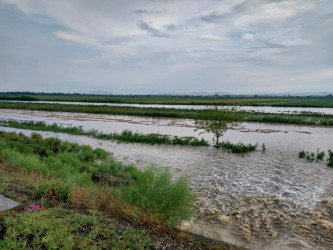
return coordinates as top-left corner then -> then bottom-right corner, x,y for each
1,108 -> 333,249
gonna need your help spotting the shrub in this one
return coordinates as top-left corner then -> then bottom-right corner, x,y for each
316,149 -> 325,161
298,150 -> 306,158
220,141 -> 258,153
125,167 -> 194,226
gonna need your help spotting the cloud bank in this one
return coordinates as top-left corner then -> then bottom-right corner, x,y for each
0,0 -> 332,94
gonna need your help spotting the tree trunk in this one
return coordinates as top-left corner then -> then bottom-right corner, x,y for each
215,136 -> 219,148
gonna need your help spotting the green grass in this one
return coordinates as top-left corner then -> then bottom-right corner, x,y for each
0,208 -> 155,249
0,120 -> 209,146
1,101 -> 332,125
0,131 -> 194,226
1,94 -> 333,107
220,141 -> 258,153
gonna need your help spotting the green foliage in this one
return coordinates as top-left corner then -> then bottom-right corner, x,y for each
0,132 -> 195,227
0,120 -> 208,146
262,143 -> 266,152
33,181 -> 71,202
298,150 -> 306,158
316,149 -> 325,161
0,208 -> 155,249
125,167 -> 194,226
299,149 -> 332,166
328,150 -> 333,167
195,105 -> 244,148
220,141 -> 258,153
1,100 -> 332,126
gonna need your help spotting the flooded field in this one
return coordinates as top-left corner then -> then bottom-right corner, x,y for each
1,108 -> 333,249
3,100 -> 333,114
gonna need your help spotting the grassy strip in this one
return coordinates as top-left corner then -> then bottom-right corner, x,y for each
0,120 -> 208,146
1,101 -> 332,126
0,208 -> 155,249
0,131 -> 194,226
220,141 -> 258,153
1,94 -> 333,107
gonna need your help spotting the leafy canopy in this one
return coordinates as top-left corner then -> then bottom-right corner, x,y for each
194,105 -> 244,148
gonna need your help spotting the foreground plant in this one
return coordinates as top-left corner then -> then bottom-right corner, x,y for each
0,131 -> 194,226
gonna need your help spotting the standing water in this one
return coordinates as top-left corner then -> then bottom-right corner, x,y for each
0,108 -> 332,249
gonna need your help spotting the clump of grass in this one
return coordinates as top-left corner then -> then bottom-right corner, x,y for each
220,141 -> 258,153
33,181 -> 71,203
124,167 -> 194,227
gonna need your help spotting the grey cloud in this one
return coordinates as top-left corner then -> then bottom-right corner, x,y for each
200,11 -> 224,23
200,0 -> 288,24
133,8 -> 166,15
138,21 -> 169,37
164,24 -> 179,31
104,37 -> 134,45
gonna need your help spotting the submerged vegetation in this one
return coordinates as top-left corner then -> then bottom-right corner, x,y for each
220,141 -> 258,153
298,149 -> 332,167
0,119 -> 208,146
0,131 -> 228,248
328,150 -> 333,167
0,101 -> 332,126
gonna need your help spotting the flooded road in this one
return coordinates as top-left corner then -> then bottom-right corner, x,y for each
1,108 -> 333,249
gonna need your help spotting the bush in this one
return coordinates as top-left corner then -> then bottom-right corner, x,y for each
316,149 -> 325,161
299,150 -> 306,158
220,141 -> 258,153
125,167 -> 194,226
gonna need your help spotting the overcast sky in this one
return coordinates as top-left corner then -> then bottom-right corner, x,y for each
1,0 -> 332,94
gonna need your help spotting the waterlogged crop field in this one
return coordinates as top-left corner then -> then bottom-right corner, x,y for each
1,107 -> 333,249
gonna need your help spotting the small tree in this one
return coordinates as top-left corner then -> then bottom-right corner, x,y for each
194,105 -> 243,148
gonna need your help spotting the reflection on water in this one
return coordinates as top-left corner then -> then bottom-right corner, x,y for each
0,108 -> 332,249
